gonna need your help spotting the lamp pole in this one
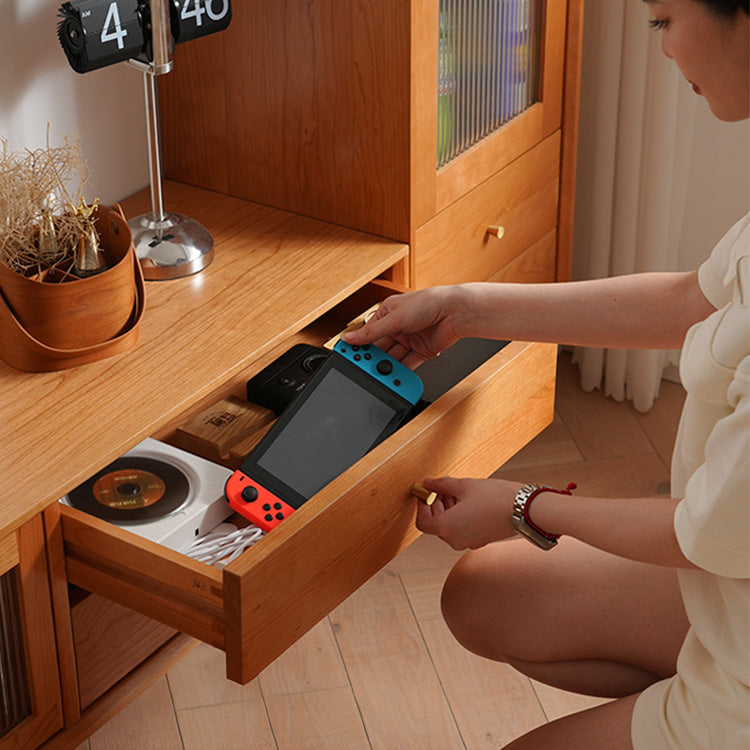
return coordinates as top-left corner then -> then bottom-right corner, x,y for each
126,0 -> 214,280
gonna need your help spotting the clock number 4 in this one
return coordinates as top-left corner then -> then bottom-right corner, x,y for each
100,2 -> 128,50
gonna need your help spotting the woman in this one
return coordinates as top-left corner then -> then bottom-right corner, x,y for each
343,1 -> 749,746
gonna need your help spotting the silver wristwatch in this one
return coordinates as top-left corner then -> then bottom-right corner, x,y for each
511,483 -> 561,550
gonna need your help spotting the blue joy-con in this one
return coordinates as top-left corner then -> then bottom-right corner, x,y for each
333,340 -> 424,405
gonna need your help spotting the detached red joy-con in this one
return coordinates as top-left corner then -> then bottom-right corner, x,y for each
225,470 -> 295,532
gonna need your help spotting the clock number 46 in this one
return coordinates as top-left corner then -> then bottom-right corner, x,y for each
181,0 -> 230,26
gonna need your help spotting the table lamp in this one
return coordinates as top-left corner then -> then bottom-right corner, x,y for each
58,0 -> 232,279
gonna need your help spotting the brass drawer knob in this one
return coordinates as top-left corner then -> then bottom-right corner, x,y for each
412,482 -> 437,506
487,225 -> 505,239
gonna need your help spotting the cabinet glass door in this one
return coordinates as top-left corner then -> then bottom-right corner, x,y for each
0,568 -> 31,739
0,518 -> 63,748
438,0 -> 542,168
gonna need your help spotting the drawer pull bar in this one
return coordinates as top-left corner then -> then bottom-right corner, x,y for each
487,225 -> 505,240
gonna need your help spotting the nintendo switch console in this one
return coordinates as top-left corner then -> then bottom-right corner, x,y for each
226,341 -> 423,531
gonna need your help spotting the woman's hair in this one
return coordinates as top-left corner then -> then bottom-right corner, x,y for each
698,0 -> 750,17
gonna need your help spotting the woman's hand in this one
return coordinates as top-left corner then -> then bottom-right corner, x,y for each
415,476 -> 523,550
418,476 -> 698,569
342,285 -> 471,369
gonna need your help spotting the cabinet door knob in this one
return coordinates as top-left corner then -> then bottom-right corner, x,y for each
487,225 -> 505,239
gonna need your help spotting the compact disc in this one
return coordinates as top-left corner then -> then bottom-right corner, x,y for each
67,457 -> 191,523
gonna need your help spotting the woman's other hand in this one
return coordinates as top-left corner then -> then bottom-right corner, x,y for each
415,476 -> 523,550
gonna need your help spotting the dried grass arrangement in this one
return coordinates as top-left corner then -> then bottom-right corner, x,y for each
0,134 -> 97,279
0,133 -> 145,371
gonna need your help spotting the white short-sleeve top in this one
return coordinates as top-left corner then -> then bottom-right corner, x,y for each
634,212 -> 750,749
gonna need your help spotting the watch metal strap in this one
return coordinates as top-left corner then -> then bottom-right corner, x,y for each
511,483 -> 576,550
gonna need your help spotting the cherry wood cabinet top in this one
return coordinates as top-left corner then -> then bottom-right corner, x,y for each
0,182 -> 407,536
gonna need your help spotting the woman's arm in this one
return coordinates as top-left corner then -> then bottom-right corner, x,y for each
345,271 -> 715,367
525,490 -> 694,569
418,477 -> 697,569
465,270 -> 714,350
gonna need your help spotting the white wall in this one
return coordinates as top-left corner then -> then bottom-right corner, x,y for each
0,0 -> 148,205
3,1 -> 748,262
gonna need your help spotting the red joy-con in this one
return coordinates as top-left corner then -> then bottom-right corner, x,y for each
225,470 -> 295,532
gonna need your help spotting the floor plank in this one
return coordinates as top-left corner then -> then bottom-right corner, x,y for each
167,642 -> 262,710
384,531 -> 463,576
264,687 -> 370,750
258,618 -> 349,697
87,677 -> 183,750
554,356 -> 656,461
498,412 -> 583,473
421,617 -> 547,749
330,570 -> 465,749
176,702 -> 276,750
400,567 -> 449,623
628,378 -> 685,468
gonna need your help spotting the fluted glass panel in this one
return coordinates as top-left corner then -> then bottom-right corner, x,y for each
0,569 -> 30,738
438,0 -> 542,168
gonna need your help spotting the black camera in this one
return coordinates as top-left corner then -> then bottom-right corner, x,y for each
58,0 -> 232,74
245,344 -> 330,417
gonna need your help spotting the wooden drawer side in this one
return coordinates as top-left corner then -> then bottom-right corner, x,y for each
223,341 -> 557,683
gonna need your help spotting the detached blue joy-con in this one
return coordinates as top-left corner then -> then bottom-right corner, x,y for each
333,340 -> 424,405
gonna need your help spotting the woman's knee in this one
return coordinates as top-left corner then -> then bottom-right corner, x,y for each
441,538 -> 689,678
440,542 -> 530,661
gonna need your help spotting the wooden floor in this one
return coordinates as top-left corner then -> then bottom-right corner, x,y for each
76,352 -> 686,750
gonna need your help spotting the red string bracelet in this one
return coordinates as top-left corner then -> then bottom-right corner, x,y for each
523,482 -> 577,541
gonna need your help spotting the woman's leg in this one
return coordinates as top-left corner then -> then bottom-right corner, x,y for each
441,537 -> 689,698
504,694 -> 640,750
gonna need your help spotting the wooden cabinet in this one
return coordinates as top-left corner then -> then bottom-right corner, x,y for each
0,185 -> 413,747
159,0 -> 583,287
1,179 -> 558,746
0,180 -> 555,735
0,520 -> 62,750
0,1 -> 584,744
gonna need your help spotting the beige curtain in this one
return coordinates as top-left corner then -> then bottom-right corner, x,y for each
571,0 -> 697,412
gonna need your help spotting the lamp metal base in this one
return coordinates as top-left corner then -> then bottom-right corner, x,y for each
129,212 -> 214,280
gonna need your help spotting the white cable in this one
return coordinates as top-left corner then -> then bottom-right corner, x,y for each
182,522 -> 265,567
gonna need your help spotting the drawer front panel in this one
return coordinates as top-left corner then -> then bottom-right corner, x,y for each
224,340 -> 556,683
61,339 -> 556,685
415,132 -> 560,288
488,228 -> 558,284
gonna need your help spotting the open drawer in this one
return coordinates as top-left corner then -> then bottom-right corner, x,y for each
58,308 -> 556,685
